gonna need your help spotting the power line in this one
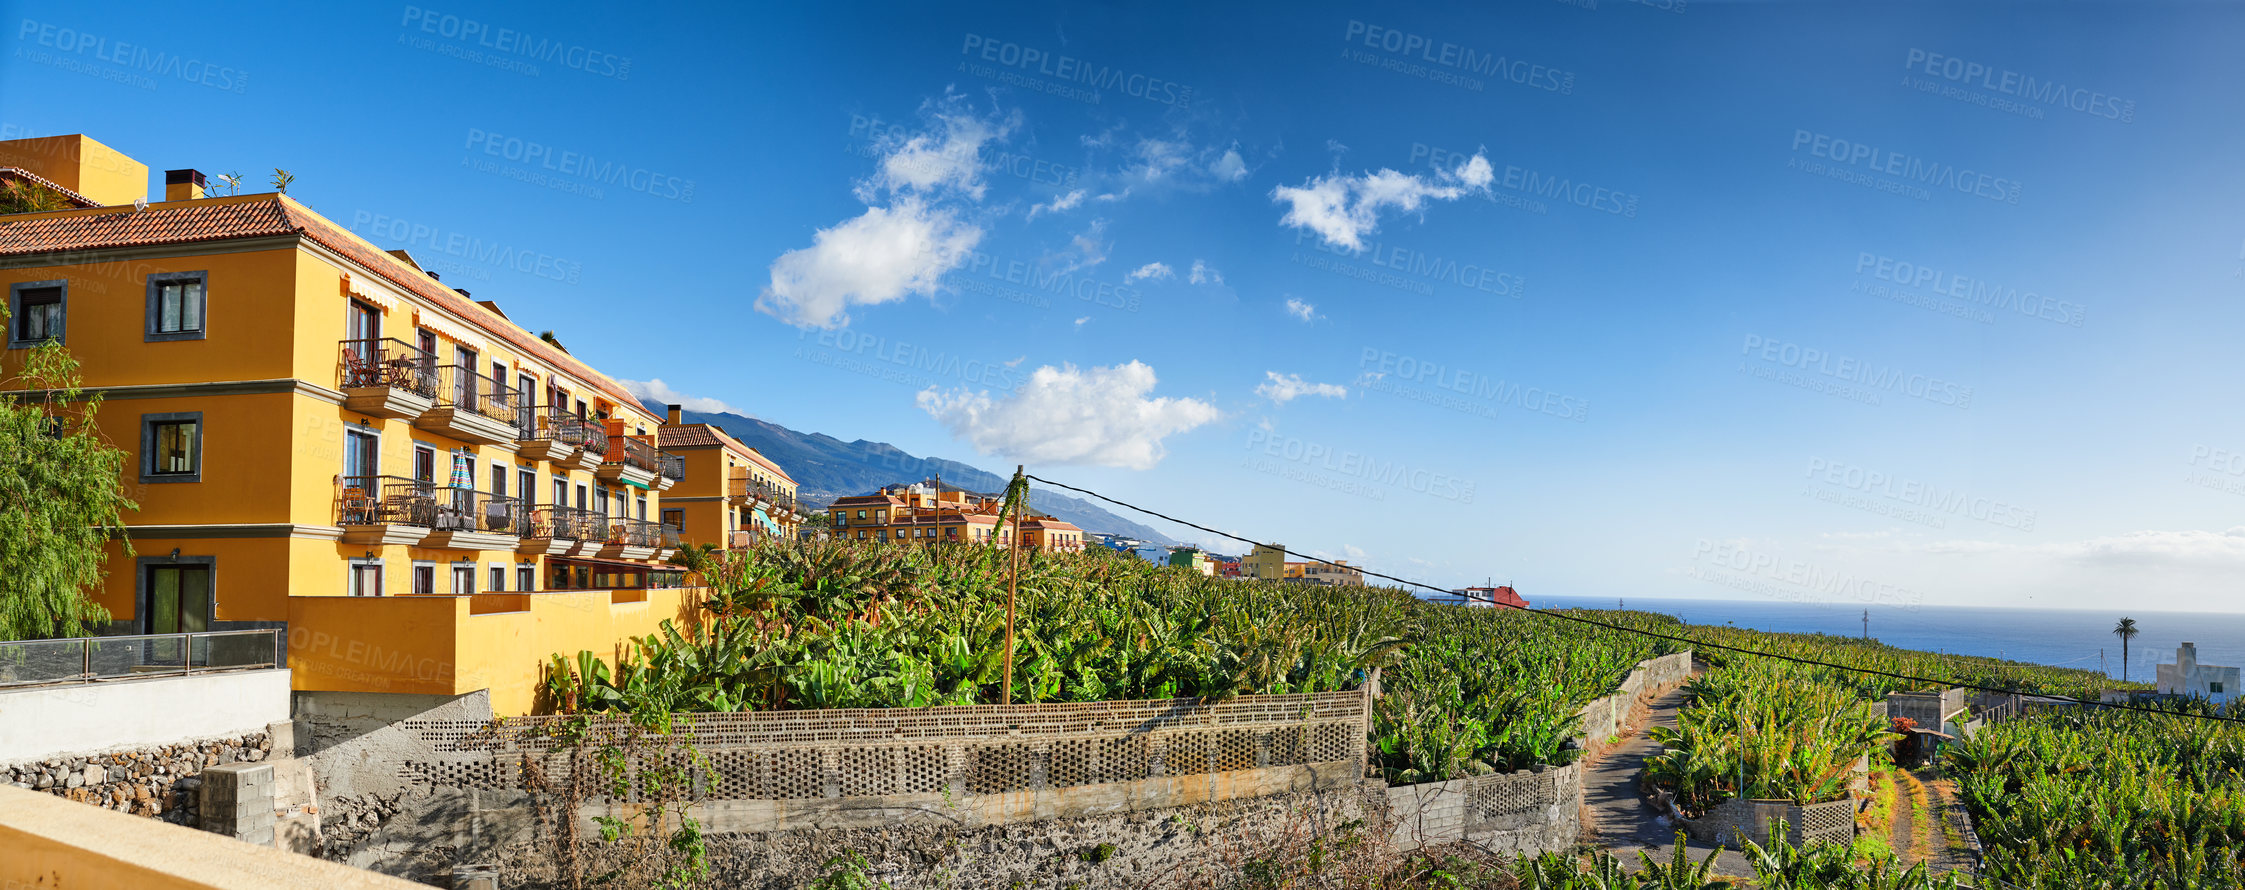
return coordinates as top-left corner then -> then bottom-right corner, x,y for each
1025,472 -> 2245,729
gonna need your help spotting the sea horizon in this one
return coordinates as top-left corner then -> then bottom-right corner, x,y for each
1524,594 -> 2242,684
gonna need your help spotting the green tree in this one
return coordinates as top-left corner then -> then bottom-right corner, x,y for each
0,335 -> 137,639
2113,617 -> 2140,683
0,179 -> 66,215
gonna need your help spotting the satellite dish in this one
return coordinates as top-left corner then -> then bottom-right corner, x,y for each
132,196 -> 148,212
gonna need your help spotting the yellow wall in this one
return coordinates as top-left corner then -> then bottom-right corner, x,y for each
288,587 -> 702,715
0,246 -> 300,387
0,134 -> 148,205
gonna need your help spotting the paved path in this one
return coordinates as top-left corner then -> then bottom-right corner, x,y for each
1579,682 -> 1756,880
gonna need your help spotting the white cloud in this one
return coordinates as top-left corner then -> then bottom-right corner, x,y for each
1126,262 -> 1174,282
757,198 -> 982,329
857,100 -> 1018,202
1074,316 -> 1090,327
1027,188 -> 1085,220
1269,151 -> 1494,251
1210,146 -> 1249,182
1188,259 -> 1223,285
763,96 -> 1013,328
1283,297 -> 1318,322
916,361 -> 1220,470
618,378 -> 740,416
1255,371 -> 1348,405
1039,219 -> 1109,276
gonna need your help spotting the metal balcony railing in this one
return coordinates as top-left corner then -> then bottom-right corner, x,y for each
339,338 -> 438,398
0,629 -> 283,689
532,505 -> 605,541
336,475 -> 520,534
524,407 -> 606,451
603,516 -> 660,548
658,523 -> 681,549
659,452 -> 684,481
610,436 -> 659,472
435,364 -> 527,431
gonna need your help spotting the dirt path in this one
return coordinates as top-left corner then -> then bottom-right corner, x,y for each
1579,682 -> 1755,879
1915,769 -> 1979,877
1887,771 -> 1915,861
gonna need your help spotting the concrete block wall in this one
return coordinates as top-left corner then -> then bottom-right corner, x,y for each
1386,763 -> 1583,853
201,761 -> 278,845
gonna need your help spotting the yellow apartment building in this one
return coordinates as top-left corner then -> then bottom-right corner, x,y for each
654,405 -> 806,548
0,134 -> 697,714
828,482 -> 1084,549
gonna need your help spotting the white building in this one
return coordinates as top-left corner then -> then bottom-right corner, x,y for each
2156,642 -> 2239,704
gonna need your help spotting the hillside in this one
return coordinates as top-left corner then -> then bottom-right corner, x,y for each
653,403 -> 1184,547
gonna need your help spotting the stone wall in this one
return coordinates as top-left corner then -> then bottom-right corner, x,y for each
1384,650 -> 1693,855
1683,796 -> 1855,849
1577,651 -> 1695,744
0,730 -> 275,826
1384,763 -> 1582,854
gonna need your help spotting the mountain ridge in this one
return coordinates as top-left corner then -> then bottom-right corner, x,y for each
651,402 -> 1183,547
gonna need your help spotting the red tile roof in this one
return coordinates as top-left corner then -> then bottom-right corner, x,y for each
0,167 -> 101,208
657,423 -> 794,481
0,194 -> 649,416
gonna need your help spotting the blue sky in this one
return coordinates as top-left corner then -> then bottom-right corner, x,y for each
10,0 -> 2245,610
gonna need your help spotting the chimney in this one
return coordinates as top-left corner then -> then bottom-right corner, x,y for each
163,169 -> 205,201
666,404 -> 682,425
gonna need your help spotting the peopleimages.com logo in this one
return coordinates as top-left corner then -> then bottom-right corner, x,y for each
958,34 -> 1193,107
1854,252 -> 2083,327
462,129 -> 695,202
16,18 -> 249,92
1340,20 -> 1574,95
1788,130 -> 2022,205
1902,49 -> 2133,123
1740,334 -> 1973,409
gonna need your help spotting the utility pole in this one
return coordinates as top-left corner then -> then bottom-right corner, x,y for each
1862,609 -> 1868,640
1002,465 -> 1022,706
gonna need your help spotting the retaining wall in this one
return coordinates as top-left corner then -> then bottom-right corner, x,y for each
0,668 -> 291,762
0,729 -> 277,825
1683,796 -> 1855,849
1386,650 -> 1694,854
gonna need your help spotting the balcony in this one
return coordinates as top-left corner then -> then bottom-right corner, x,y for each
728,469 -> 803,516
597,436 -> 661,488
421,487 -> 524,551
518,505 -> 603,556
520,408 -> 602,465
338,338 -> 438,419
337,475 -> 435,545
414,364 -> 526,447
596,515 -> 659,560
655,451 -> 684,491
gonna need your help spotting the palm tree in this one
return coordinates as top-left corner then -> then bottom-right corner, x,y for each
2113,617 -> 2140,683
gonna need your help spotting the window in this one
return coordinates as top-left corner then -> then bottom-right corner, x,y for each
8,280 -> 65,347
517,565 -> 535,592
595,487 -> 610,517
344,428 -> 379,482
452,564 -> 475,594
518,468 -> 537,506
140,412 -> 202,483
662,508 -> 684,531
575,484 -> 587,510
347,299 -> 382,343
143,561 -> 213,635
417,329 -> 438,358
2215,682 -> 2227,694
856,509 -> 866,520
412,563 -> 436,594
552,478 -> 567,509
349,560 -> 384,597
145,271 -> 208,341
414,445 -> 438,484
490,566 -> 506,592
635,496 -> 647,520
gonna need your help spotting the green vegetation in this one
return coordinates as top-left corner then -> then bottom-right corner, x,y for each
0,336 -> 136,640
1646,660 -> 1898,810
1372,606 -> 1678,782
546,540 -> 1409,714
1945,704 -> 2245,888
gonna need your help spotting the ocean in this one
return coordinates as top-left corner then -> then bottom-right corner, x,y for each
1529,595 -> 2245,684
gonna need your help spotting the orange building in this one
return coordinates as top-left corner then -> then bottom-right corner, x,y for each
655,405 -> 805,548
0,134 -> 696,715
828,482 -> 1083,550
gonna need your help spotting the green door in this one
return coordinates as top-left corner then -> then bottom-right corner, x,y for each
145,564 -> 213,668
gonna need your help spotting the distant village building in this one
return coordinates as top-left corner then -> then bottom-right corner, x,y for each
1167,547 -> 1215,576
1441,586 -> 1530,609
2156,642 -> 2238,704
828,481 -> 1083,550
1296,560 -> 1365,586
1242,543 -> 1287,580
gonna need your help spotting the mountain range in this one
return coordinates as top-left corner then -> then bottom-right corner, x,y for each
651,402 -> 1185,548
